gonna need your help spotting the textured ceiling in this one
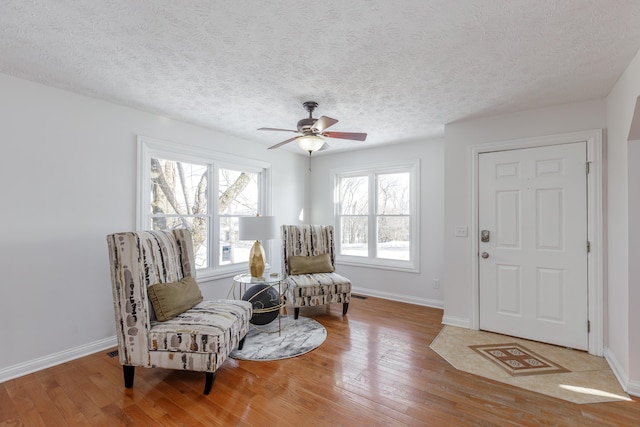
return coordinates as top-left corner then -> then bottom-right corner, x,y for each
2,1 -> 640,154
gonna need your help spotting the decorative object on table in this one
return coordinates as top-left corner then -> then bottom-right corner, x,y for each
231,273 -> 286,332
239,214 -> 278,278
281,224 -> 351,319
242,283 -> 280,325
106,229 -> 252,395
230,316 -> 326,361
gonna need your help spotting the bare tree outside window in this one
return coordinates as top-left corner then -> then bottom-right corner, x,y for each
218,168 -> 258,265
339,176 -> 368,257
150,159 -> 255,268
337,170 -> 412,262
377,173 -> 410,260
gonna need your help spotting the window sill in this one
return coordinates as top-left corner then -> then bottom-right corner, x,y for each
196,266 -> 247,282
195,263 -> 278,282
336,258 -> 420,274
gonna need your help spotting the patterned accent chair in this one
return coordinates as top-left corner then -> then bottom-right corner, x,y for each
281,225 -> 351,319
106,229 -> 252,395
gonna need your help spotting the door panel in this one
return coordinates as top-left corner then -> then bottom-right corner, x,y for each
479,142 -> 588,350
496,265 -> 520,314
496,190 -> 520,247
536,188 -> 563,249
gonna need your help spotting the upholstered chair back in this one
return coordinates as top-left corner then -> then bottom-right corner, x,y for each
106,229 -> 196,367
281,224 -> 350,319
281,225 -> 336,275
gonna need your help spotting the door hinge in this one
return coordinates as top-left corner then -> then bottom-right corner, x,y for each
586,162 -> 591,174
587,320 -> 591,333
587,241 -> 591,253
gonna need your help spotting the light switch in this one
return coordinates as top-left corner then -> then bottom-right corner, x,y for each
455,226 -> 468,237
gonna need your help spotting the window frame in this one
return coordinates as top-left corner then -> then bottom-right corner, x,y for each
332,160 -> 420,273
137,136 -> 272,281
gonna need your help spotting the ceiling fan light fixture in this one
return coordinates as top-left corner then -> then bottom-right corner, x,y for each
297,135 -> 325,153
262,101 -> 367,151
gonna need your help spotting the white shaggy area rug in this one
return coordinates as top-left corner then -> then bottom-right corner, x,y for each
230,316 -> 326,361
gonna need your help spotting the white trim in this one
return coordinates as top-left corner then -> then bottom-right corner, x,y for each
628,380 -> 640,398
351,286 -> 442,309
441,315 -> 471,329
196,263 -> 249,282
136,135 -> 274,278
336,259 -> 421,274
604,346 -> 640,397
137,135 -> 271,229
0,336 -> 117,383
470,129 -> 604,356
604,347 -> 630,393
137,135 -> 271,170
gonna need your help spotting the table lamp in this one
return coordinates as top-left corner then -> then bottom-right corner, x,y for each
238,214 -> 278,278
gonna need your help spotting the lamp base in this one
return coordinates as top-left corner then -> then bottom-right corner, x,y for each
249,240 -> 266,278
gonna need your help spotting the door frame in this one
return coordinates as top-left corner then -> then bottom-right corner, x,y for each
470,129 -> 603,356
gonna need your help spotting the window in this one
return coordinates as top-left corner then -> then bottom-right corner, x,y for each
138,136 -> 271,279
217,168 -> 259,267
334,161 -> 419,272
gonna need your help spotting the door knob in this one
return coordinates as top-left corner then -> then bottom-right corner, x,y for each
481,252 -> 489,259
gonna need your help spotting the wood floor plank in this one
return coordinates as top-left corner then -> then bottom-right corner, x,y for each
3,377 -> 50,426
1,296 -> 639,426
122,403 -> 160,426
0,383 -> 20,424
37,376 -> 91,426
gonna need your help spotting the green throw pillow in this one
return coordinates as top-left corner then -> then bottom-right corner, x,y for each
289,254 -> 334,275
147,276 -> 203,322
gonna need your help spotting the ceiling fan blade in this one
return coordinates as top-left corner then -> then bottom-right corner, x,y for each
322,131 -> 367,141
258,127 -> 299,133
311,116 -> 338,133
319,142 -> 330,151
267,135 -> 300,150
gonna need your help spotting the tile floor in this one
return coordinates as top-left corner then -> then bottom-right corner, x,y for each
430,325 -> 630,404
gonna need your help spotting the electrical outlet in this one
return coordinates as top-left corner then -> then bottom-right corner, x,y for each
455,226 -> 468,237
433,278 -> 440,289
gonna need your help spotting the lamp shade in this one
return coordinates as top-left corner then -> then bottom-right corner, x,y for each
297,135 -> 325,153
239,215 -> 278,241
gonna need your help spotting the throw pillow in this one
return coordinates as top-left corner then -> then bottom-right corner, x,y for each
289,254 -> 334,275
147,275 -> 203,322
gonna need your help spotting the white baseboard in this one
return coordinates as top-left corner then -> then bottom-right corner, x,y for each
0,336 -> 117,383
628,379 -> 640,397
604,346 -> 640,397
1,289 -> 440,384
351,286 -> 443,309
603,346 -> 632,395
441,315 -> 471,329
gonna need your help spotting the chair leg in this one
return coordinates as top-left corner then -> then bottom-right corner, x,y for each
294,307 -> 300,319
204,371 -> 217,395
123,365 -> 135,388
238,336 -> 246,350
343,302 -> 349,316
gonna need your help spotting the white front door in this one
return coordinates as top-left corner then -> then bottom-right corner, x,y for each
478,142 -> 588,350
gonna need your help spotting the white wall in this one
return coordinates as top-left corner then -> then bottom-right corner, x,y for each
442,99 -> 606,327
4,55 -> 639,394
307,139 -> 445,307
606,46 -> 640,395
628,139 -> 640,394
0,73 -> 307,380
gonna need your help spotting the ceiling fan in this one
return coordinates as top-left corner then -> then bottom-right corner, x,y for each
258,101 -> 367,154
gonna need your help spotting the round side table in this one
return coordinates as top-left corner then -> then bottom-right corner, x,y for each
231,273 -> 286,334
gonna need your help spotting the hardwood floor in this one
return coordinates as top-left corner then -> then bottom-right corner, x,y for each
2,296 -> 639,426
